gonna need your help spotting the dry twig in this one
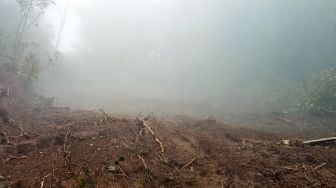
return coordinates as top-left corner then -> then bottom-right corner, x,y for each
182,157 -> 197,170
314,163 -> 326,171
40,173 -> 51,188
303,137 -> 336,146
5,155 -> 28,162
137,153 -> 148,169
63,125 -> 72,166
136,114 -> 164,153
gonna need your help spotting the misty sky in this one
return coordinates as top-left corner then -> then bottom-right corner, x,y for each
36,0 -> 336,113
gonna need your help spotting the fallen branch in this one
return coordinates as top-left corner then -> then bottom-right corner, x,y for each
314,163 -> 326,171
182,157 -> 197,170
95,167 -> 107,184
303,137 -> 336,146
17,124 -> 30,139
135,128 -> 145,142
8,120 -> 29,139
319,105 -> 336,114
0,131 -> 10,144
278,117 -> 292,123
137,153 -> 148,169
136,114 -> 164,153
5,155 -> 28,162
40,173 -> 51,188
117,164 -> 132,187
63,126 -> 72,166
99,109 -> 110,122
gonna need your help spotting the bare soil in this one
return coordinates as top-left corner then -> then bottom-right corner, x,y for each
0,107 -> 336,188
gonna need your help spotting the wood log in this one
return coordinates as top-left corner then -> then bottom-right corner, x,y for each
303,137 -> 336,146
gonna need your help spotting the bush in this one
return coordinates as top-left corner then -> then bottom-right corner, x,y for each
298,67 -> 336,116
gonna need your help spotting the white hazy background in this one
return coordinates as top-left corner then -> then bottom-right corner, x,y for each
35,0 -> 336,117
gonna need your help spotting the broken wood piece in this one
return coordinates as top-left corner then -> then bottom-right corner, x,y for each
137,115 -> 165,153
5,155 -> 28,162
314,163 -> 326,171
182,157 -> 197,170
137,154 -> 148,169
303,137 -> 336,146
40,173 -> 51,188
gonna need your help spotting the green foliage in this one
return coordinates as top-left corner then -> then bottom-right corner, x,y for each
32,96 -> 54,111
297,67 -> 336,116
18,52 -> 41,83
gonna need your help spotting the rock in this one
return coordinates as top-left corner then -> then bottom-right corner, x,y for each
16,141 -> 37,155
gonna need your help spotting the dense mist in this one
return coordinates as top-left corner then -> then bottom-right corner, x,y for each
25,0 -> 336,117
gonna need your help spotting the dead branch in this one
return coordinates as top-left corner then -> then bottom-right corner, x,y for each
278,117 -> 293,123
135,128 -> 145,142
136,114 -> 164,153
40,173 -> 51,188
207,114 -> 214,121
95,167 -> 107,184
319,105 -> 336,114
0,131 -> 10,144
303,137 -> 336,146
117,164 -> 132,187
99,109 -> 110,122
137,153 -> 148,169
17,123 -> 30,139
5,155 -> 28,162
314,163 -> 326,171
182,157 -> 197,170
63,126 -> 71,166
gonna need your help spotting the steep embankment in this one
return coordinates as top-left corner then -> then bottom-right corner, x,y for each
1,108 -> 336,187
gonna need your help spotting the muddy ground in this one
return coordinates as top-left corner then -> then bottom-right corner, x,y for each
0,107 -> 336,188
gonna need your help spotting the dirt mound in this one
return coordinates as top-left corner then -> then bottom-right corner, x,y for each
0,108 -> 336,187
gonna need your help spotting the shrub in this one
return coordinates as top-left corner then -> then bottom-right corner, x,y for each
298,67 -> 336,116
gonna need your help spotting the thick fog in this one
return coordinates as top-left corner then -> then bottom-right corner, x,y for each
34,0 -> 336,117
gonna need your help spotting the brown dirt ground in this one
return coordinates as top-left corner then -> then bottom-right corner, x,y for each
1,107 -> 336,188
